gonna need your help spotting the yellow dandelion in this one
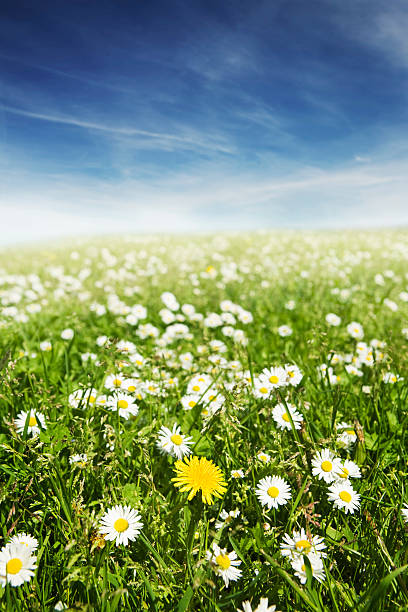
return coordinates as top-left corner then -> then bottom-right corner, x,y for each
172,456 -> 227,504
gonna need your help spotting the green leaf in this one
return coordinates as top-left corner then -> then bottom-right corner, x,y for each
177,586 -> 193,612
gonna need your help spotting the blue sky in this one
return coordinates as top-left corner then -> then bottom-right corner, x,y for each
1,0 -> 408,243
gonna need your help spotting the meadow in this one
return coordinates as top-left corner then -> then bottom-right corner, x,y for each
0,230 -> 407,611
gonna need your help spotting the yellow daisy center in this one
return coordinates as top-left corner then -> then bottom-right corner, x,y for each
282,412 -> 290,422
117,399 -> 129,409
216,554 -> 231,570
114,518 -> 129,532
6,558 -> 22,575
301,563 -> 306,572
192,385 -> 200,392
189,400 -> 197,408
267,486 -> 279,498
113,379 -> 122,387
29,416 -> 37,427
269,375 -> 279,384
321,460 -> 332,472
127,385 -> 136,392
89,395 -> 96,403
346,429 -> 355,436
288,371 -> 295,378
259,387 -> 268,394
295,540 -> 311,551
172,456 -> 227,505
339,490 -> 352,503
171,434 -> 183,445
339,467 -> 349,478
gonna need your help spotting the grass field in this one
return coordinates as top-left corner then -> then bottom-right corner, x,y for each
1,230 -> 408,611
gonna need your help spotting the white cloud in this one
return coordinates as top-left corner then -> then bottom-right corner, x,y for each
1,157 -> 407,245
354,156 -> 371,163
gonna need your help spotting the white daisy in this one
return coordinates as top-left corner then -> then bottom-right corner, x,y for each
106,393 -> 139,420
280,528 -> 326,559
383,372 -> 403,384
256,476 -> 291,510
202,390 -> 225,412
325,313 -> 341,326
0,542 -> 37,587
143,380 -> 163,396
284,364 -> 303,386
238,598 -> 276,612
96,335 -> 108,347
104,373 -> 126,390
39,340 -> 52,352
311,449 -> 342,483
257,452 -> 271,464
253,378 -> 272,399
98,505 -> 143,546
205,543 -> 242,588
215,508 -> 240,530
347,322 -> 364,339
15,410 -> 46,438
122,378 -> 140,394
335,459 -> 361,481
181,394 -> 201,411
7,533 -> 38,554
231,469 -> 245,479
278,325 -> 292,337
272,403 -> 303,430
156,424 -> 193,459
233,329 -> 248,346
345,364 -> 363,377
128,352 -> 146,367
116,340 -> 137,354
68,387 -> 102,409
291,552 -> 326,584
402,504 -> 408,523
260,366 -> 288,389
163,376 -> 178,389
336,422 -> 357,448
327,481 -> 361,514
61,328 -> 74,340
69,454 -> 88,468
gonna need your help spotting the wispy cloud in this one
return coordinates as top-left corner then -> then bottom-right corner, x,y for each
0,104 -> 235,155
327,0 -> 408,71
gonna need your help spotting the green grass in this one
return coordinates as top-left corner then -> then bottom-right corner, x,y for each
1,230 -> 408,611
